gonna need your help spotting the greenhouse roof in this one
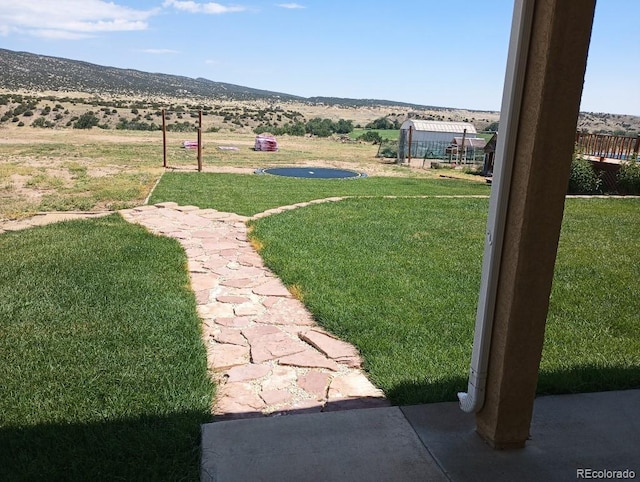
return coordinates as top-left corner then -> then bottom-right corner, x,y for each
402,120 -> 477,134
452,137 -> 487,148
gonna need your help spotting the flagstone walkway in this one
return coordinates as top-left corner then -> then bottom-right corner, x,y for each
120,201 -> 389,420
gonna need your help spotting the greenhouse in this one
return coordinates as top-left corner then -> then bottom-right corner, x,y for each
397,119 -> 477,163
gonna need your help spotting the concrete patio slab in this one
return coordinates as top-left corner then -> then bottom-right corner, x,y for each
201,406 -> 447,482
402,389 -> 640,482
201,390 -> 639,481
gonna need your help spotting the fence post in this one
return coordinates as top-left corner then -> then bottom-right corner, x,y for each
162,109 -> 167,168
197,110 -> 203,172
634,135 -> 640,159
407,126 -> 413,164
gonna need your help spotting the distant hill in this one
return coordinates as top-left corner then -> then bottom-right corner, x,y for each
0,48 -> 308,102
0,48 -> 433,109
1,48 -> 638,135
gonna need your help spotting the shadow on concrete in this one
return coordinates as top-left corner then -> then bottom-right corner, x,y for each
0,411 -> 212,481
201,390 -> 640,481
402,389 -> 640,482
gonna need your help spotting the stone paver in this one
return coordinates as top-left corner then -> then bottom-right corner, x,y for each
120,202 -> 389,419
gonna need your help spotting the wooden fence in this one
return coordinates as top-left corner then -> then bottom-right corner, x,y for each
575,132 -> 639,160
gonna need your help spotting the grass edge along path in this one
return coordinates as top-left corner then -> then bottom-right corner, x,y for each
0,214 -> 213,481
248,197 -> 640,406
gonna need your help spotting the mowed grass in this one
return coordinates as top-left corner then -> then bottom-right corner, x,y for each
248,197 -> 640,405
149,172 -> 490,216
540,199 -> 640,393
0,215 -> 213,481
350,128 -> 400,140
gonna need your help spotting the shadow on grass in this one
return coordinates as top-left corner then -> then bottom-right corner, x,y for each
384,365 -> 640,407
0,411 -> 212,481
385,376 -> 469,406
537,365 -> 640,396
6,368 -> 636,480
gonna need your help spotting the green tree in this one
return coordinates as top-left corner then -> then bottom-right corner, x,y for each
287,122 -> 306,136
486,121 -> 500,132
366,117 -> 394,130
335,119 -> 354,134
306,118 -> 333,137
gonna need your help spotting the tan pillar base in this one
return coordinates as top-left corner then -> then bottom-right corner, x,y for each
474,0 -> 596,448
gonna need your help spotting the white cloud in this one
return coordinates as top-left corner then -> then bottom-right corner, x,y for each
140,48 -> 180,54
163,1 -> 246,14
277,3 -> 305,9
31,29 -> 94,40
0,0 -> 157,39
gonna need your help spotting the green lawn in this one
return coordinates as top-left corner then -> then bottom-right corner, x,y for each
3,169 -> 636,478
248,197 -> 640,405
149,172 -> 490,216
0,215 -> 213,481
350,128 -> 400,140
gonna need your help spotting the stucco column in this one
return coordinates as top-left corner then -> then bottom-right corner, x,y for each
475,0 -> 596,449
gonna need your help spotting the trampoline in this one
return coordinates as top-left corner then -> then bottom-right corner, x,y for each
255,167 -> 366,179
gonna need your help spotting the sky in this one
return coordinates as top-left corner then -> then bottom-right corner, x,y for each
0,1 -> 638,115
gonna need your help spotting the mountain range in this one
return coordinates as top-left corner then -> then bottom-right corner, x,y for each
1,48 -> 638,135
0,48 -> 440,110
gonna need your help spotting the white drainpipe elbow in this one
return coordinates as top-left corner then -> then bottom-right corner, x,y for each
458,368 -> 487,413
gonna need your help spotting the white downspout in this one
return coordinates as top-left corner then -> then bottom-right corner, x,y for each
458,0 -> 535,413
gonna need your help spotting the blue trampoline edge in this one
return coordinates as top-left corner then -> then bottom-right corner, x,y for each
255,167 -> 367,179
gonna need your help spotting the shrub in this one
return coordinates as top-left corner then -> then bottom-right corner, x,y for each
617,159 -> 640,195
254,121 -> 307,137
32,117 -> 54,128
73,112 -> 99,129
116,119 -> 159,131
379,145 -> 398,158
357,131 -> 383,144
568,154 -> 602,194
166,121 -> 194,132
